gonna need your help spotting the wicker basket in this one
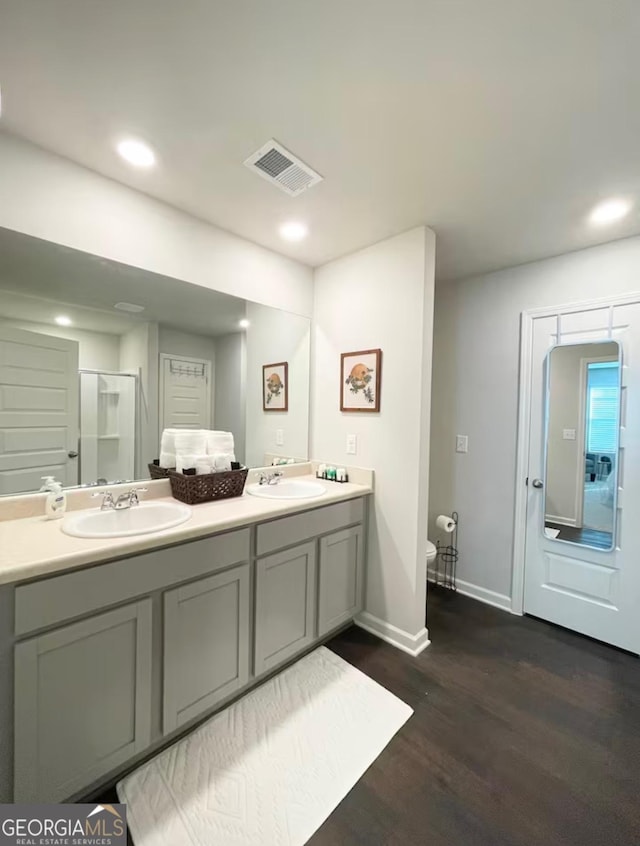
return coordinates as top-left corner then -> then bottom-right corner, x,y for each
148,463 -> 171,480
168,467 -> 248,505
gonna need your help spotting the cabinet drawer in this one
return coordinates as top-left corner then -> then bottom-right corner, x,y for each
256,498 -> 364,556
15,529 -> 250,636
254,542 -> 316,675
14,600 -> 152,802
163,564 -> 250,734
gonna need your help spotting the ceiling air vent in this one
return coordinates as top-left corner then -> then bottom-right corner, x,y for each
244,140 -> 322,197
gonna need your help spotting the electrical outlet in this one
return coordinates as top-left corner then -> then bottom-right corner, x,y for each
346,433 -> 357,455
455,435 -> 469,454
276,429 -> 284,446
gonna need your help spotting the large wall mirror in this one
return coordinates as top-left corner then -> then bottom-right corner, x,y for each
0,228 -> 311,495
544,340 -> 621,551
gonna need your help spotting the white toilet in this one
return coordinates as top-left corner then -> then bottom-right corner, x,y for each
426,540 -> 438,567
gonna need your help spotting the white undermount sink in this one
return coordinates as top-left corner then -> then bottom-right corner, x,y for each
61,501 -> 192,539
246,479 -> 326,500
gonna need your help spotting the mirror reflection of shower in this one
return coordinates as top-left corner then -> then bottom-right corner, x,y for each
544,341 -> 620,551
79,371 -> 137,485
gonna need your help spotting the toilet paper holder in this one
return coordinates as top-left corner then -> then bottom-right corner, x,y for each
434,511 -> 458,592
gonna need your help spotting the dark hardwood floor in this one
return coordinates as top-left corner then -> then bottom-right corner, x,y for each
101,588 -> 640,845
311,588 -> 640,846
546,521 -> 613,550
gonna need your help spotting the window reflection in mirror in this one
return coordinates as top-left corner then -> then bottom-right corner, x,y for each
544,341 -> 621,551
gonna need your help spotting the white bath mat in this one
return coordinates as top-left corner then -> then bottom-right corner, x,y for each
118,646 -> 412,846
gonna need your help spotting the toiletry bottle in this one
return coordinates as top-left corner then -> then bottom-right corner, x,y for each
41,476 -> 67,520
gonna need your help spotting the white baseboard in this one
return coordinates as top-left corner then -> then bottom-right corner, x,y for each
428,570 -> 512,613
545,515 -> 577,527
354,611 -> 431,657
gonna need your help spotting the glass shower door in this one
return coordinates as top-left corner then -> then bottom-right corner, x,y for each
79,371 -> 137,485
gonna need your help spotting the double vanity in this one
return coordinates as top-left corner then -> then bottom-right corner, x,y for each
0,467 -> 372,804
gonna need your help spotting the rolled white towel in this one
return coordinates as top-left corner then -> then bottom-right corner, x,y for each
175,430 -> 207,455
160,428 -> 183,454
212,452 -> 232,473
195,456 -> 214,475
205,430 -> 235,456
176,453 -> 203,474
159,452 -> 176,469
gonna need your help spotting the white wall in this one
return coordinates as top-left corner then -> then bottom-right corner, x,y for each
0,132 -> 314,317
0,318 -> 119,371
245,303 -> 311,467
214,333 -> 246,464
158,326 -> 217,426
430,235 -> 640,601
312,227 -> 435,653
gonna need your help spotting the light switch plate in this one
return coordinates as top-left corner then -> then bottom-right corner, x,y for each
455,435 -> 469,454
563,428 -> 576,441
276,429 -> 284,446
346,434 -> 357,455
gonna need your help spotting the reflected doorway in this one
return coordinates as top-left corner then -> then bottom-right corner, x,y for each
544,342 -> 620,551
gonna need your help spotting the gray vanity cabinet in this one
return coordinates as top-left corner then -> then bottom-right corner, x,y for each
14,599 -> 152,803
254,541 -> 317,675
318,526 -> 364,636
162,563 -> 250,733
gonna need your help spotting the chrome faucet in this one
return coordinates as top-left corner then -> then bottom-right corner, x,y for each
93,488 -> 147,510
258,471 -> 283,486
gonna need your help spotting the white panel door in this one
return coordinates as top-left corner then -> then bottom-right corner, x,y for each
0,327 -> 79,494
524,304 -> 640,652
160,354 -> 211,432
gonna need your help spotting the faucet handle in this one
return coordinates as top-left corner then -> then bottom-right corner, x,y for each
92,490 -> 115,509
128,487 -> 147,505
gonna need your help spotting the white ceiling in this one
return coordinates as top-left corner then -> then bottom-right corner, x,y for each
1,0 -> 639,281
0,228 -> 247,337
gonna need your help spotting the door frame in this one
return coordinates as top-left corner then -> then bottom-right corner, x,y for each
512,291 -> 640,615
158,352 -> 212,440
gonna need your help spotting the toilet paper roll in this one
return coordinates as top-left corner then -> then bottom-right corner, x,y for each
436,514 -> 456,533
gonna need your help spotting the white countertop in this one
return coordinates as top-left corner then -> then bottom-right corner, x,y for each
0,475 -> 372,586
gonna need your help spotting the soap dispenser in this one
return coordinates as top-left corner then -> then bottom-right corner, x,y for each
41,476 -> 67,520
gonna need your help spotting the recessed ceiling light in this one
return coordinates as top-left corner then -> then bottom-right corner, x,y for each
116,138 -> 156,168
239,319 -> 250,329
55,315 -> 72,326
589,198 -> 631,226
114,301 -> 145,313
279,221 -> 308,242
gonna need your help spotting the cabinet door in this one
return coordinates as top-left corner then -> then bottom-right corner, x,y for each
14,600 -> 152,802
255,541 -> 316,675
163,563 -> 250,734
318,526 -> 364,636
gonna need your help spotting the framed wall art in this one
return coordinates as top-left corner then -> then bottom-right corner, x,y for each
340,348 -> 382,412
263,361 -> 288,411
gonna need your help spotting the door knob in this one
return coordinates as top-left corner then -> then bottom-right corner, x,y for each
532,478 -> 544,489
68,450 -> 79,458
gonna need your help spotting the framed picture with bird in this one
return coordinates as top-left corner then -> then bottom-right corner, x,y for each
341,349 -> 382,412
263,361 -> 288,411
